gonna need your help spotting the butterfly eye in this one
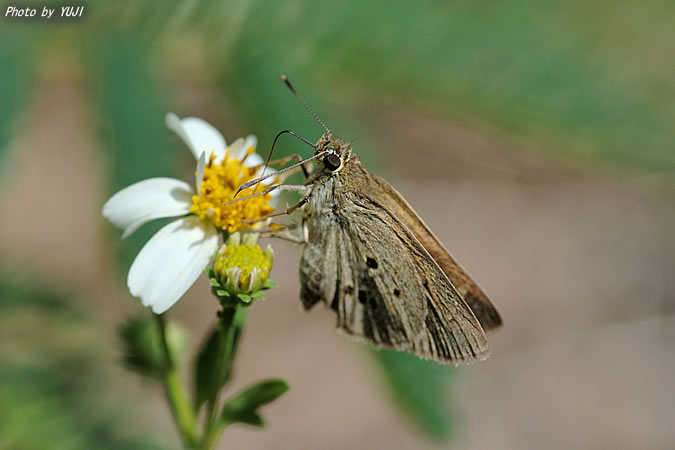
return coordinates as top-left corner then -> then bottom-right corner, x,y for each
323,153 -> 342,171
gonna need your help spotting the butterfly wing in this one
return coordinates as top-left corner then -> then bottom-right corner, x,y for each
300,170 -> 489,364
370,174 -> 502,331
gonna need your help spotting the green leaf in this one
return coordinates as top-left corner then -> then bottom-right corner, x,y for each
225,411 -> 264,428
221,379 -> 289,427
370,349 -> 455,441
117,316 -> 164,379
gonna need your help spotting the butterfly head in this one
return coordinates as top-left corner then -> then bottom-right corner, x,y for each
315,132 -> 351,173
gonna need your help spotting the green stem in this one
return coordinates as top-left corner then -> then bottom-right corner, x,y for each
200,419 -> 230,450
200,305 -> 240,450
156,314 -> 198,448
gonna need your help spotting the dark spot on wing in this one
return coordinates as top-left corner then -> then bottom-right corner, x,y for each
366,257 -> 378,269
393,288 -> 401,297
358,289 -> 378,310
343,285 -> 354,295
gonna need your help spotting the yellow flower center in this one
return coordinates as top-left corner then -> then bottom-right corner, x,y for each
190,150 -> 276,232
214,243 -> 271,290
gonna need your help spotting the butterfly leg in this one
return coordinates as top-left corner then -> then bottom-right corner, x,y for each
258,223 -> 306,243
241,194 -> 310,224
260,227 -> 306,244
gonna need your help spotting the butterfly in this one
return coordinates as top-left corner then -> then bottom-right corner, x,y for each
239,77 -> 501,364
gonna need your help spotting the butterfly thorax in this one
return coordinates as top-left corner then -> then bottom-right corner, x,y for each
303,138 -> 368,237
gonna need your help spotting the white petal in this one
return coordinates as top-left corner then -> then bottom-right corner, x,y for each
102,178 -> 193,239
241,135 -> 261,167
269,186 -> 281,199
229,135 -> 259,160
226,232 -> 241,246
267,191 -> 281,209
244,135 -> 258,151
127,216 -> 219,314
225,267 -> 242,293
228,138 -> 246,160
242,232 -> 258,246
196,151 -> 206,193
166,113 -> 227,162
248,266 -> 260,291
244,153 -> 264,168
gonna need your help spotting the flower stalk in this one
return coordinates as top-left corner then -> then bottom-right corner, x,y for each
205,306 -> 238,430
200,304 -> 241,449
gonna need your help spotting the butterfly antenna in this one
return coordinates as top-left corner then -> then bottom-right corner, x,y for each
281,74 -> 330,133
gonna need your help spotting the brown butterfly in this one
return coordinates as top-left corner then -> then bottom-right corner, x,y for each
240,77 -> 501,364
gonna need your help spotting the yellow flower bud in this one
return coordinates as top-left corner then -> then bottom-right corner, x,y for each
213,232 -> 274,295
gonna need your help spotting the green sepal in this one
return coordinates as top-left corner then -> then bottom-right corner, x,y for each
262,279 -> 277,290
237,294 -> 252,303
215,289 -> 230,298
221,379 -> 289,428
209,278 -> 222,288
250,291 -> 266,300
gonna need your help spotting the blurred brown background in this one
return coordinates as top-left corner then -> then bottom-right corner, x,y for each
1,1 -> 674,449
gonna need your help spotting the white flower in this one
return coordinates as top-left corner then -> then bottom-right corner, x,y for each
102,113 -> 279,314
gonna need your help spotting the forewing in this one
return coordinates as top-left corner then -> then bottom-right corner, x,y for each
300,191 -> 489,364
371,175 -> 502,330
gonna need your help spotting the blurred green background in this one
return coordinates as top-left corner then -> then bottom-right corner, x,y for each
1,1 -> 673,449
